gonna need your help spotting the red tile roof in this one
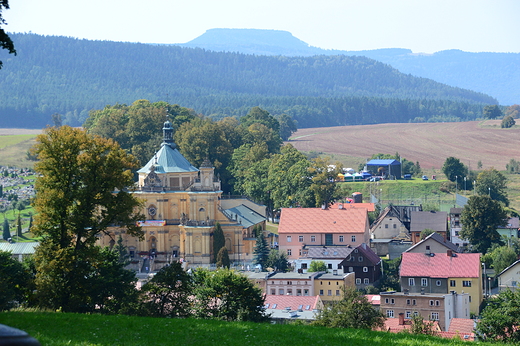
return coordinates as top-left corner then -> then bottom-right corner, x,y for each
330,202 -> 376,212
380,318 -> 441,333
400,252 -> 481,278
448,318 -> 476,335
278,207 -> 368,234
264,295 -> 321,310
365,294 -> 380,306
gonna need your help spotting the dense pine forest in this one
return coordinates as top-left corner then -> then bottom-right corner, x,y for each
0,33 -> 497,128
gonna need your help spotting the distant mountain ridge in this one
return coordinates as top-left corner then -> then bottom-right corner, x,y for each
179,29 -> 520,105
0,33 -> 497,128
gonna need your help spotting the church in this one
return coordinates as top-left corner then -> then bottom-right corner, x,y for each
97,119 -> 267,271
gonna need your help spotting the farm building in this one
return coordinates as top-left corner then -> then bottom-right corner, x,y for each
366,159 -> 401,179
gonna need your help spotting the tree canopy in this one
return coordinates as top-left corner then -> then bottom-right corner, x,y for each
30,126 -> 144,312
0,0 -> 15,69
460,195 -> 507,253
477,289 -> 520,343
442,157 -> 467,183
483,105 -> 503,119
476,167 -> 509,206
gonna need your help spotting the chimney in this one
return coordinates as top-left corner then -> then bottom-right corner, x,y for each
398,313 -> 405,325
447,249 -> 453,257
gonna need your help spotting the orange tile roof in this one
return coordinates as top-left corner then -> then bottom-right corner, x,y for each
400,252 -> 481,278
380,318 -> 441,333
278,207 -> 368,234
448,318 -> 476,335
264,295 -> 321,310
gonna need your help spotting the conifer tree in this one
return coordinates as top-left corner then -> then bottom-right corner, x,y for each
216,247 -> 230,269
2,218 -> 9,240
16,214 -> 22,237
212,222 -> 225,263
252,225 -> 269,269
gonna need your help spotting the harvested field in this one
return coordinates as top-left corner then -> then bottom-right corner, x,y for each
289,121 -> 519,170
0,128 -> 42,135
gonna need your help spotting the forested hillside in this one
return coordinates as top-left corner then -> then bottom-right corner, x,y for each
181,28 -> 520,105
0,33 -> 497,128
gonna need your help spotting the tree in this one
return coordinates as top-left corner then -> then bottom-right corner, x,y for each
409,313 -> 438,336
0,1 -> 16,69
139,261 -> 192,318
114,235 -> 130,265
308,260 -> 328,272
212,222 -> 225,263
460,195 -> 507,253
488,245 -> 517,275
252,225 -> 269,269
442,157 -> 467,183
505,104 -> 520,119
16,214 -> 21,237
0,250 -> 31,310
216,247 -> 230,269
265,249 -> 289,272
420,228 -> 435,240
30,126 -> 144,312
506,159 -> 520,174
308,157 -> 343,208
277,113 -> 297,141
477,289 -> 520,343
476,167 -> 509,206
501,115 -> 515,128
51,113 -> 63,127
483,105 -> 502,119
2,218 -> 9,240
313,287 -> 385,329
192,268 -> 267,322
379,257 -> 401,292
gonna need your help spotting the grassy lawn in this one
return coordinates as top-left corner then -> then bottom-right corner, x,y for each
0,311 -> 490,346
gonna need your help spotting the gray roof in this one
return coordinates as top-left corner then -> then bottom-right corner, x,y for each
0,242 -> 38,254
269,272 -> 319,280
410,211 -> 447,233
405,232 -> 460,253
222,204 -> 266,228
497,259 -> 520,277
367,159 -> 401,166
137,143 -> 198,174
305,246 -> 354,259
315,272 -> 354,280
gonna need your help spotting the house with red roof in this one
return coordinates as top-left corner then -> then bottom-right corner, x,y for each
278,205 -> 372,261
400,251 -> 482,314
264,295 -> 323,322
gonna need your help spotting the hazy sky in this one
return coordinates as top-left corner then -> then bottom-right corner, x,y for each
4,0 -> 520,54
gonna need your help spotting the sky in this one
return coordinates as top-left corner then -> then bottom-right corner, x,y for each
3,0 -> 520,54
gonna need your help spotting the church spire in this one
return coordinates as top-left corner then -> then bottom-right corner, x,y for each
162,116 -> 176,149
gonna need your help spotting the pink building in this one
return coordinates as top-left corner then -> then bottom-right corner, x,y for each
278,204 -> 372,260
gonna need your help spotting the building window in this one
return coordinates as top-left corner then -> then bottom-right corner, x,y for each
319,290 -> 324,295
287,236 -> 292,242
296,289 -> 302,296
301,263 -> 308,269
406,311 -> 411,318
469,296 -> 472,302
271,289 -> 275,295
279,289 -> 284,295
436,280 -> 442,286
364,278 -> 370,284
412,299 -> 416,305
421,278 -> 428,287
358,256 -> 363,262
349,267 -> 353,272
327,290 -> 332,296
287,289 -> 292,295
391,298 -> 395,304
450,280 -> 456,287
355,278 -> 361,284
299,249 -> 302,256
287,281 -> 292,285
386,310 -> 394,318
409,278 -> 415,286
352,235 -> 356,242
429,300 -> 434,306
328,263 -> 332,269
431,312 -> 439,320
298,235 -> 304,242
287,249 -> 292,256
435,300 -> 440,306
426,245 -> 430,250
393,224 -> 397,228
363,267 -> 368,272
336,290 -> 340,296
385,224 -> 389,228
311,236 -> 316,242
463,280 -> 472,287
339,235 -> 344,242
304,289 -> 309,296
385,298 -> 389,304
406,299 -> 411,305
325,234 -> 333,246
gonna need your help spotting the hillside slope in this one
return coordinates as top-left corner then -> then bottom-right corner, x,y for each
0,33 -> 496,128
180,28 -> 520,105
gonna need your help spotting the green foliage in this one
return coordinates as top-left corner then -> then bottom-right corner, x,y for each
488,245 -> 517,275
16,214 -> 21,237
442,157 -> 467,183
30,126 -> 144,312
0,1 -> 16,70
308,260 -> 328,272
0,250 -> 31,310
192,268 -> 268,322
139,262 -> 192,318
252,226 -> 269,269
212,222 -> 225,264
483,105 -> 503,119
501,115 -> 515,128
420,228 -> 435,240
216,247 -> 230,269
2,218 -> 9,240
313,287 -> 385,329
477,289 -> 520,343
265,249 -> 290,272
505,104 -> 520,119
476,167 -> 509,206
380,257 -> 402,292
460,195 -> 507,253
409,313 -> 438,336
277,113 -> 298,141
308,157 -> 343,207
114,235 -> 130,265
506,159 -> 520,174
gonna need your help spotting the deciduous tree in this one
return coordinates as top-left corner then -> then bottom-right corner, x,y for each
442,157 -> 467,183
483,105 -> 502,119
313,287 -> 385,329
0,0 -> 16,69
308,260 -> 327,272
501,115 -> 515,128
265,249 -> 289,272
216,247 -> 230,269
477,289 -> 520,343
0,250 -> 31,310
460,195 -> 507,253
31,126 -> 144,312
476,167 -> 509,206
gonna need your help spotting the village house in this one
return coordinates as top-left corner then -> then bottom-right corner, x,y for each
313,272 -> 356,303
264,295 -> 323,323
497,259 -> 520,292
338,243 -> 382,289
379,290 -> 470,331
409,210 -> 448,244
404,232 -> 460,255
400,251 -> 482,314
278,203 -> 373,264
293,246 -> 354,274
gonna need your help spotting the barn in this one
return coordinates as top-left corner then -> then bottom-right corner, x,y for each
366,159 -> 402,179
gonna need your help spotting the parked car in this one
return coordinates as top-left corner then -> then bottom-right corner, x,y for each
403,174 -> 412,180
369,177 -> 381,182
422,175 -> 428,180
